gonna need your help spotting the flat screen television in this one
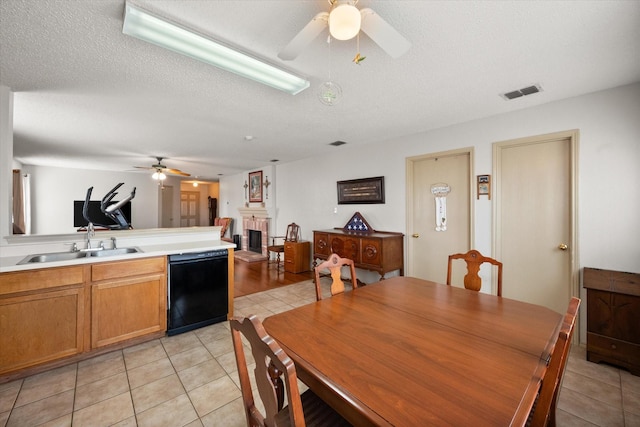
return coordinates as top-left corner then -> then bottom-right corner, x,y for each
73,200 -> 132,228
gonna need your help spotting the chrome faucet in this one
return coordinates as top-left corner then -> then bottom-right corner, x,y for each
86,222 -> 95,250
111,236 -> 117,250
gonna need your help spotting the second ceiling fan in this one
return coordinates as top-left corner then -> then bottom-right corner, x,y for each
278,0 -> 411,61
134,157 -> 191,180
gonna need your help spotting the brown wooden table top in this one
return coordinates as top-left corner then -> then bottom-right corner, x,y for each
263,276 -> 563,427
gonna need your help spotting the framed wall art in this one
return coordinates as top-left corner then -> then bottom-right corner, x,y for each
249,170 -> 263,202
477,174 -> 491,199
337,176 -> 385,204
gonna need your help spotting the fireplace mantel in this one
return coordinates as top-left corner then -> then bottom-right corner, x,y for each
237,206 -> 268,219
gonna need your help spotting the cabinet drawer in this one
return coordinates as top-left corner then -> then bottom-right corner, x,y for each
91,256 -> 165,281
587,332 -> 640,367
0,265 -> 86,296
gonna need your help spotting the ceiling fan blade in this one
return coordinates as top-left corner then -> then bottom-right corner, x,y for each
278,12 -> 329,61
165,168 -> 191,177
133,166 -> 153,170
359,8 -> 411,59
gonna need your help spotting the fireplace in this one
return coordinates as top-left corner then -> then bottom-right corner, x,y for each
248,230 -> 262,253
241,213 -> 269,257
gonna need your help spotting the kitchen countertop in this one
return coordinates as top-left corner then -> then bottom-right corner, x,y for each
0,227 -> 236,273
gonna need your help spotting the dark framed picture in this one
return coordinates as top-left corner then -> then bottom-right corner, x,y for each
477,174 -> 491,199
249,170 -> 263,202
337,176 -> 385,204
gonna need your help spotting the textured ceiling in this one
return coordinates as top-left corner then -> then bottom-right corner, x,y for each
1,0 -> 639,182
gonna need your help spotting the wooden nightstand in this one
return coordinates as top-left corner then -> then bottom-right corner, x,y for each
284,241 -> 310,273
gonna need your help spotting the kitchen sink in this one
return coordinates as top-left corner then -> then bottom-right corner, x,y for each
17,247 -> 142,264
89,247 -> 141,257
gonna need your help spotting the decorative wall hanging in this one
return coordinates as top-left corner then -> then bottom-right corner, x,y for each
477,175 -> 491,199
343,211 -> 373,232
337,176 -> 385,204
249,170 -> 263,202
431,183 -> 451,232
263,175 -> 271,199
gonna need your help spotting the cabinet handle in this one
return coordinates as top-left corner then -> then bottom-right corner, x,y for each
611,344 -> 617,350
412,233 -> 420,238
558,243 -> 568,250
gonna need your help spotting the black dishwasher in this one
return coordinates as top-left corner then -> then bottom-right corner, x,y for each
167,249 -> 228,336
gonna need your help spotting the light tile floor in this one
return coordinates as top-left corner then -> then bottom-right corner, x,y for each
1,280 -> 639,427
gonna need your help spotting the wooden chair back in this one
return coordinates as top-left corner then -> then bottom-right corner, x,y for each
446,249 -> 503,296
528,297 -> 580,427
214,217 -> 233,238
230,315 -> 306,427
314,253 -> 358,301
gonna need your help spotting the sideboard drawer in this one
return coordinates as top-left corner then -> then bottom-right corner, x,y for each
587,332 -> 640,368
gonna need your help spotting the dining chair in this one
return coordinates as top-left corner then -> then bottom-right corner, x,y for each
213,217 -> 233,242
446,249 -> 503,296
267,222 -> 300,270
230,315 -> 350,427
314,253 -> 358,301
527,297 -> 581,427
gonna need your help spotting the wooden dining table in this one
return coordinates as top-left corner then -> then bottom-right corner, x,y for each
262,276 -> 563,427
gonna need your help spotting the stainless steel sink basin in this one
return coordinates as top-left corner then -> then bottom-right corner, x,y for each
17,247 -> 142,264
18,251 -> 90,264
89,247 -> 141,257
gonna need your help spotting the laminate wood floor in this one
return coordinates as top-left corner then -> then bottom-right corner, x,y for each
233,257 -> 313,297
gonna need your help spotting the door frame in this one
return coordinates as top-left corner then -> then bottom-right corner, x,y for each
492,129 -> 580,310
405,147 -> 475,277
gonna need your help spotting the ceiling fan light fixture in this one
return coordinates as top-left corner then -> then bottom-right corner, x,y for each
329,2 -> 361,40
152,171 -> 166,180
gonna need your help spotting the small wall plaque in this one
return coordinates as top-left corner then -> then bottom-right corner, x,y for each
477,174 -> 491,199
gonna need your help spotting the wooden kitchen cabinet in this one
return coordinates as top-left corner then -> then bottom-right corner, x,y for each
583,267 -> 640,375
0,256 -> 167,379
0,266 -> 87,376
284,241 -> 310,273
313,229 -> 404,279
91,257 -> 166,348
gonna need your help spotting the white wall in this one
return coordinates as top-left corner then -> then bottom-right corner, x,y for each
23,165 -> 160,234
0,86 -> 13,239
221,83 -> 640,312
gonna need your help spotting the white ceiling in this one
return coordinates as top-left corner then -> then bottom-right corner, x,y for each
1,0 -> 639,182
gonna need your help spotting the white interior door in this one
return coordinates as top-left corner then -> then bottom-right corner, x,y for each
494,130 -> 578,314
180,191 -> 199,227
407,150 -> 472,283
160,185 -> 173,228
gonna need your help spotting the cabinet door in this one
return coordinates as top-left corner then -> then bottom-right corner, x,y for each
330,236 -> 360,261
0,287 -> 85,374
587,290 -> 613,335
314,232 -> 330,257
612,293 -> 640,343
360,238 -> 382,267
92,274 -> 166,348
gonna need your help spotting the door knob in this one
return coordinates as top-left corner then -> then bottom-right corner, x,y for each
558,244 -> 568,251
412,233 -> 420,238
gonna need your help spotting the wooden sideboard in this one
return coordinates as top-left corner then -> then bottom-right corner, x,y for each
313,229 -> 404,279
583,267 -> 640,376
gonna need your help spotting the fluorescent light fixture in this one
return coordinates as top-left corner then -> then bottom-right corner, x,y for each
122,3 -> 310,95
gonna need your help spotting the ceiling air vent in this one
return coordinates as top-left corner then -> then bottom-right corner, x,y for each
330,140 -> 347,146
500,84 -> 543,100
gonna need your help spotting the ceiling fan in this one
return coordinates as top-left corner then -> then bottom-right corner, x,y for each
278,0 -> 411,61
134,157 -> 191,180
